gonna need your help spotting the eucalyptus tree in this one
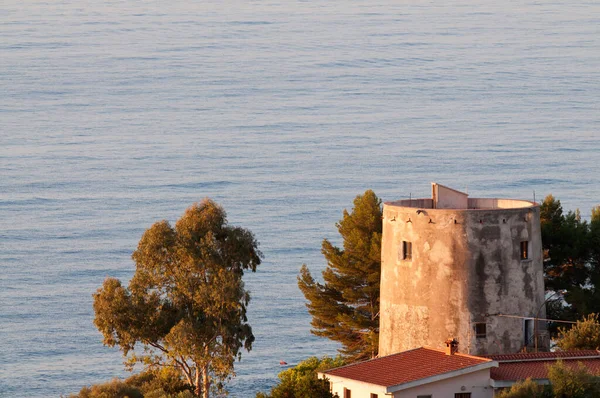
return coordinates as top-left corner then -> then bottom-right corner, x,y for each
93,199 -> 262,398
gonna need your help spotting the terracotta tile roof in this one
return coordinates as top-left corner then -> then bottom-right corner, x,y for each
487,351 -> 600,381
487,350 -> 600,362
323,347 -> 493,388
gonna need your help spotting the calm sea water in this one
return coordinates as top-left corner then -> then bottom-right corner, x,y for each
1,1 -> 599,396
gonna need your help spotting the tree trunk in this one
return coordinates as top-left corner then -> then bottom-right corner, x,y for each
202,365 -> 210,398
195,368 -> 201,397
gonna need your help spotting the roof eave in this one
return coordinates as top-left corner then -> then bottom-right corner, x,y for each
490,378 -> 550,388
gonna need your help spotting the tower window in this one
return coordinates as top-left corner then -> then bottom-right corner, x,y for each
520,241 -> 529,260
402,241 -> 412,260
474,322 -> 487,338
524,318 -> 534,346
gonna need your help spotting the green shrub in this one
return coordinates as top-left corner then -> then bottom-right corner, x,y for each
495,378 -> 549,398
70,368 -> 192,398
126,368 -> 191,396
257,356 -> 345,398
547,360 -> 600,398
70,378 -> 143,398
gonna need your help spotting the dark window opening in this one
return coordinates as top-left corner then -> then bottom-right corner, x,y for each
520,241 -> 529,260
370,394 -> 378,398
417,396 -> 433,398
524,318 -> 534,346
403,241 -> 412,260
474,322 -> 487,338
344,388 -> 351,398
455,393 -> 471,398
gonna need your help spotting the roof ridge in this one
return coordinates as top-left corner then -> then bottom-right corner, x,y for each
422,346 -> 491,362
488,350 -> 600,361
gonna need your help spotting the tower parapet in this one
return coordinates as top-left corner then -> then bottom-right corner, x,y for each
379,183 -> 545,356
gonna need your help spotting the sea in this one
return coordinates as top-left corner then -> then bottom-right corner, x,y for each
1,0 -> 599,396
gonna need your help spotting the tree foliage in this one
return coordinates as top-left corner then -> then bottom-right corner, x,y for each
256,356 -> 345,398
93,199 -> 262,398
540,195 -> 600,324
69,368 -> 195,398
541,195 -> 589,292
495,378 -> 549,398
547,360 -> 600,398
70,379 -> 145,398
298,190 -> 382,361
556,314 -> 600,351
495,361 -> 600,398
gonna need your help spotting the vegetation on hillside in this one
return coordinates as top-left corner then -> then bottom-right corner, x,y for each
69,368 -> 194,398
256,356 -> 345,398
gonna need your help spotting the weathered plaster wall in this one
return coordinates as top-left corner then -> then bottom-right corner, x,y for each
379,201 -> 544,357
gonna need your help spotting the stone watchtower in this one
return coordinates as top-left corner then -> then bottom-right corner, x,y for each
379,183 -> 546,356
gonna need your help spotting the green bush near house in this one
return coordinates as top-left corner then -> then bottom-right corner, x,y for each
495,360 -> 600,398
495,378 -> 550,398
257,356 -> 345,398
547,360 -> 600,398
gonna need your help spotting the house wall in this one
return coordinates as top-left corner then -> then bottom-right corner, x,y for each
379,198 -> 545,356
325,375 -> 387,398
393,368 -> 493,398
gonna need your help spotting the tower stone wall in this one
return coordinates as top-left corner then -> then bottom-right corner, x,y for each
378,183 -> 546,356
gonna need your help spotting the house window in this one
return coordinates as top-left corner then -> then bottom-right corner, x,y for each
520,241 -> 529,260
370,394 -> 378,398
417,396 -> 432,398
455,393 -> 471,398
474,322 -> 486,338
344,388 -> 351,398
403,241 -> 412,260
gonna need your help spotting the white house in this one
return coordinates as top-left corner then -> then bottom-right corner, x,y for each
319,345 -> 497,398
319,347 -> 600,398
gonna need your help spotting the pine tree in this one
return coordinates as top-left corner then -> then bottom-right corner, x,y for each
541,194 -> 589,290
540,195 -> 592,323
298,190 -> 382,362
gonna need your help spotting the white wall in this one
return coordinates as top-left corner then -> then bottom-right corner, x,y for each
432,183 -> 468,209
393,369 -> 493,398
326,376 -> 386,398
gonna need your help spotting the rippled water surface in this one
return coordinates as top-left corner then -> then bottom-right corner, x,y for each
1,1 -> 599,396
